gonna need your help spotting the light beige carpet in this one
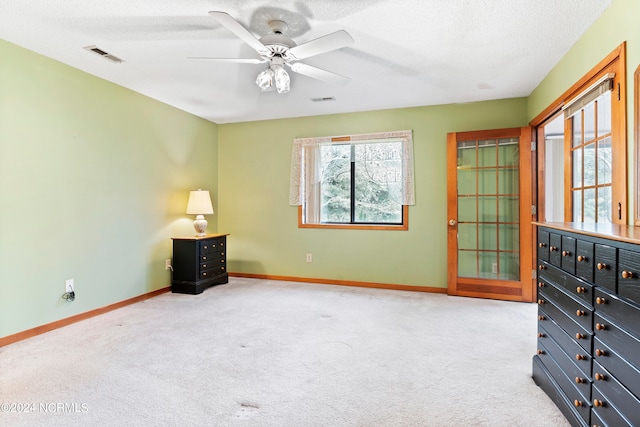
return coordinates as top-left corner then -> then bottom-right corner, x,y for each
1,277 -> 569,426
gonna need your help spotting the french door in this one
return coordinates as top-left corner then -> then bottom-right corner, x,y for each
447,127 -> 535,302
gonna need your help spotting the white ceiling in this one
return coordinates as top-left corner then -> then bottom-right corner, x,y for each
0,0 -> 612,124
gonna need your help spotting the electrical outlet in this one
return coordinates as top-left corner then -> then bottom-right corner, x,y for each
306,253 -> 312,263
65,279 -> 74,293
491,263 -> 498,274
165,259 -> 172,270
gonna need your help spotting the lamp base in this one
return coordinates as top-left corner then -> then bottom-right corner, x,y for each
193,215 -> 208,237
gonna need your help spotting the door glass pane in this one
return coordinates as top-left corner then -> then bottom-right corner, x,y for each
458,196 -> 477,222
457,137 -> 519,281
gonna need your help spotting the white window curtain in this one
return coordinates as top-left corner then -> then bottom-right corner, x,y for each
288,130 -> 415,214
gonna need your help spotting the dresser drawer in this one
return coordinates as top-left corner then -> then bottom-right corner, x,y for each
593,337 -> 640,401
593,313 -> 640,369
549,233 -> 562,268
591,385 -> 634,427
592,360 -> 640,426
539,261 -> 593,306
575,239 -> 594,283
539,307 -> 592,378
537,341 -> 591,424
561,235 -> 577,275
200,265 -> 226,280
538,290 -> 592,354
618,248 -> 640,306
199,255 -> 225,271
199,238 -> 224,255
594,244 -> 617,293
594,288 -> 640,338
538,283 -> 593,334
538,229 -> 550,262
538,324 -> 591,402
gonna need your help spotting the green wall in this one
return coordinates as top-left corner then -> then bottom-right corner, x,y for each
527,0 -> 640,216
0,39 -> 218,338
217,99 -> 528,288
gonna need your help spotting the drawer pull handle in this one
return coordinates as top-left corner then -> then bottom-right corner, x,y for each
202,264 -> 207,268
202,272 -> 207,276
562,250 -> 571,257
203,256 -> 207,260
538,282 -> 545,288
595,373 -> 605,381
576,286 -> 585,293
593,399 -> 604,408
222,266 -> 225,270
538,265 -> 546,270
597,262 -> 607,270
595,349 -> 606,357
596,297 -> 606,304
550,246 -> 558,252
204,246 -> 208,249
596,323 -> 606,331
537,299 -> 544,305
622,270 -> 634,279
576,310 -> 585,317
576,354 -> 585,361
577,255 -> 586,262
537,349 -> 544,355
221,260 -> 225,263
575,377 -> 585,384
573,400 -> 583,407
575,333 -> 584,340
537,333 -> 545,338
538,315 -> 545,321
538,242 -> 547,248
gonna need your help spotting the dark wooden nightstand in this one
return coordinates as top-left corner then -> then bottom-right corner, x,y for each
171,234 -> 228,294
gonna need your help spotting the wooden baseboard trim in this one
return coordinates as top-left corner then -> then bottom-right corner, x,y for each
228,272 -> 447,294
0,287 -> 170,348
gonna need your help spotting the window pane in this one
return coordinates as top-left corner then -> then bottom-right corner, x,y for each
597,91 -> 611,137
573,190 -> 583,222
458,250 -> 477,278
499,252 -> 519,281
458,223 -> 477,250
583,102 -> 595,143
584,143 -> 596,187
457,168 -> 477,195
597,137 -> 612,185
479,168 -> 497,195
584,188 -> 596,222
573,148 -> 583,188
354,142 -> 402,223
478,224 -> 497,250
458,196 -> 476,222
572,114 -> 583,147
598,186 -> 612,223
498,196 -> 519,222
478,140 -> 496,167
497,139 -> 519,166
457,141 -> 477,167
479,196 -> 497,222
320,144 -> 351,223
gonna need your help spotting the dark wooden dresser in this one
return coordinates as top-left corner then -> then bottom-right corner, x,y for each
532,222 -> 640,427
171,234 -> 228,294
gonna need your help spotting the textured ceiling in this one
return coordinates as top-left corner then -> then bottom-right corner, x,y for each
0,0 -> 612,124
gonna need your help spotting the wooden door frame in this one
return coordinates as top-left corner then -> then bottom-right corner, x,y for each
447,127 -> 535,302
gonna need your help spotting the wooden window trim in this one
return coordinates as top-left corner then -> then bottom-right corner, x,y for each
298,205 -> 409,230
635,65 -> 640,225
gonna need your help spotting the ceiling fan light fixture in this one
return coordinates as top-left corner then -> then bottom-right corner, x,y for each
255,68 -> 275,91
273,64 -> 290,94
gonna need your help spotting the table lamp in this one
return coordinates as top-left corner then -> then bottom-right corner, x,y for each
186,189 -> 214,237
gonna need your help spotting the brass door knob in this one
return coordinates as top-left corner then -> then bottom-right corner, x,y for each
448,219 -> 457,227
597,262 -> 607,270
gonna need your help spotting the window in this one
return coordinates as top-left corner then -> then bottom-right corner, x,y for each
532,43 -> 626,224
289,131 -> 415,229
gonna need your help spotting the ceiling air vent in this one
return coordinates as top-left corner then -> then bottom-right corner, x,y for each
311,97 -> 336,103
83,45 -> 124,63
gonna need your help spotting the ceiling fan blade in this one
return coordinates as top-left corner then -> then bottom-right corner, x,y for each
188,57 -> 267,64
289,62 -> 350,85
286,30 -> 354,61
208,11 -> 271,57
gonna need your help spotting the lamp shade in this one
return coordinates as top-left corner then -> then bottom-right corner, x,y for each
186,189 -> 214,215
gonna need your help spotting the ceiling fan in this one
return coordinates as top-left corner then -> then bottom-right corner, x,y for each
194,11 -> 354,94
